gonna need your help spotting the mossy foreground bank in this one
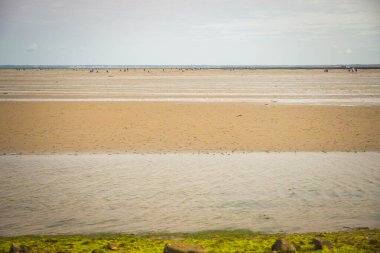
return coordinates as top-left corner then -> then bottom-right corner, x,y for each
1,230 -> 379,253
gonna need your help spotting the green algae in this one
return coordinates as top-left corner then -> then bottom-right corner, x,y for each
0,229 -> 379,252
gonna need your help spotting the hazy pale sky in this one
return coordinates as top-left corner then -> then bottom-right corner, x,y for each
0,0 -> 379,65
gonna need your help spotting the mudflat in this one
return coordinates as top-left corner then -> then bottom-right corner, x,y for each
0,102 -> 379,153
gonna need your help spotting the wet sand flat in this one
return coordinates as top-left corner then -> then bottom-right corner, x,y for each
0,102 -> 379,153
1,68 -> 379,153
1,69 -> 380,105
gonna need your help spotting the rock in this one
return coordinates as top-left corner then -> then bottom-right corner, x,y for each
45,239 -> 58,243
312,238 -> 333,250
271,238 -> 296,252
164,242 -> 207,253
354,227 -> 369,231
9,243 -> 30,253
9,243 -> 22,253
64,243 -> 74,248
106,242 -> 118,251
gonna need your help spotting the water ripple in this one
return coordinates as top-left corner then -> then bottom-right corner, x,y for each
0,152 -> 379,236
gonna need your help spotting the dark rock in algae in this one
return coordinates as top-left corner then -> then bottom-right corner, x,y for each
312,238 -> 333,250
271,238 -> 297,252
164,242 -> 207,253
9,243 -> 30,253
106,242 -> 118,251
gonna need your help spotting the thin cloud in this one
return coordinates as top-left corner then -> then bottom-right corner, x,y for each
27,43 -> 38,52
191,2 -> 380,40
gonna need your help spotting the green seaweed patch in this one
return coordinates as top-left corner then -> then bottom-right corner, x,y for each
0,229 -> 379,252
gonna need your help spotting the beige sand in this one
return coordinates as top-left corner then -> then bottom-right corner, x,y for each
1,69 -> 380,103
0,102 -> 379,153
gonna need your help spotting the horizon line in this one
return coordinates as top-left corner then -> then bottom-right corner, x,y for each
1,64 -> 380,69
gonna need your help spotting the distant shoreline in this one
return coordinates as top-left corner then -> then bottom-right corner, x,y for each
1,64 -> 380,69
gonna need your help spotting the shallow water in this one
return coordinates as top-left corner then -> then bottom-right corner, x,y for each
0,153 -> 379,236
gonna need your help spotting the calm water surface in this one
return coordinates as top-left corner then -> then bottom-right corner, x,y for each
0,153 -> 379,236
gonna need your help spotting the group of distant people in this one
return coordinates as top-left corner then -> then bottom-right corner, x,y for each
324,67 -> 358,73
348,67 -> 358,73
89,68 -> 132,73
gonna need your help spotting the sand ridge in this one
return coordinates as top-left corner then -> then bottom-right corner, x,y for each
0,102 -> 379,153
1,69 -> 380,103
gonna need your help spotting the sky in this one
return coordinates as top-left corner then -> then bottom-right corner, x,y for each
0,0 -> 379,65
